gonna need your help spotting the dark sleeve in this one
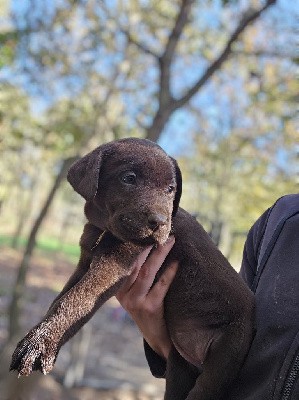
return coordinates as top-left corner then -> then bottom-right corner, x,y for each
239,206 -> 272,288
144,340 -> 167,378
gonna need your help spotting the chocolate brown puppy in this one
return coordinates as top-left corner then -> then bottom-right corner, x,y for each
10,138 -> 255,400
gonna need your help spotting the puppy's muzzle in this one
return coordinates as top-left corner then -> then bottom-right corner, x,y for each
114,211 -> 170,244
147,213 -> 168,231
120,212 -> 167,231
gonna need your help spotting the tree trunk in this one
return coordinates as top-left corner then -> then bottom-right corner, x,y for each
11,175 -> 39,249
209,220 -> 223,248
8,156 -> 78,339
63,323 -> 92,388
144,1 -> 276,143
11,203 -> 28,249
218,221 -> 233,259
0,198 -> 4,215
145,107 -> 173,142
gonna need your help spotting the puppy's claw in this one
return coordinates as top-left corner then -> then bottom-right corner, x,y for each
10,326 -> 57,376
41,354 -> 55,375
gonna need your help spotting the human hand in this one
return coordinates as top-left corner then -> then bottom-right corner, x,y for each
116,237 -> 178,360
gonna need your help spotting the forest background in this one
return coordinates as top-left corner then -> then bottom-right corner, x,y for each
0,0 -> 298,399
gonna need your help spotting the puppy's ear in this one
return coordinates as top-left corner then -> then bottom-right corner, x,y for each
171,157 -> 182,216
67,147 -> 103,201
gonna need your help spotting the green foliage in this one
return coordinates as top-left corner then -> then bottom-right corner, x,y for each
178,113 -> 297,256
37,236 -> 80,260
0,0 -> 19,66
0,40 -> 16,67
0,0 -> 296,261
0,234 -> 80,261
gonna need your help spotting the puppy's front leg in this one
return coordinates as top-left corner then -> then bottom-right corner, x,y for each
10,242 -> 142,376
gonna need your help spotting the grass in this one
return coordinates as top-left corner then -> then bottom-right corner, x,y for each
0,234 -> 80,262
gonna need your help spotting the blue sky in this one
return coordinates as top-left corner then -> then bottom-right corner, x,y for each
1,0 -> 297,160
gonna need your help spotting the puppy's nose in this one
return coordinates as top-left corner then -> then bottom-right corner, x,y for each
147,213 -> 167,230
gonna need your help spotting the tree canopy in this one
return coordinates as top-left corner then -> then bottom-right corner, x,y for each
0,0 -> 297,256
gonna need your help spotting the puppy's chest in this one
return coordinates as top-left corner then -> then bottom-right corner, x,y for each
153,254 -> 200,298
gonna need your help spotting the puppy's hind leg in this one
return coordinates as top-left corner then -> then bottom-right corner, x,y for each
164,346 -> 200,400
185,322 -> 253,400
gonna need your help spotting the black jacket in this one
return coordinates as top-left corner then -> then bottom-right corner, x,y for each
145,194 -> 299,400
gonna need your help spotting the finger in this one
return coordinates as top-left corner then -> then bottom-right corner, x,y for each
116,246 -> 153,300
117,237 -> 175,302
147,261 -> 179,308
130,237 -> 175,300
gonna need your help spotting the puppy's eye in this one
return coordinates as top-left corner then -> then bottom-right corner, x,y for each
168,185 -> 175,193
120,172 -> 137,185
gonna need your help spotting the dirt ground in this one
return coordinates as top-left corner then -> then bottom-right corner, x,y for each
0,247 -> 165,400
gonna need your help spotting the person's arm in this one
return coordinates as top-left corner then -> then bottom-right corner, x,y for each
116,237 -> 178,377
239,206 -> 272,288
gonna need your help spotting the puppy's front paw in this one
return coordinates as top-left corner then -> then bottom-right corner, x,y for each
10,324 -> 58,376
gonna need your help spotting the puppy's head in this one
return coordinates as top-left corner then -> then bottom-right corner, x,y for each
67,138 -> 182,245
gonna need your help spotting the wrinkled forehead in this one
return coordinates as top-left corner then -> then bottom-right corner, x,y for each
102,143 -> 176,184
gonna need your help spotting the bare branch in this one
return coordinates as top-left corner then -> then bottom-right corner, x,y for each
235,49 -> 295,59
161,0 -> 194,66
173,0 -> 277,110
158,0 -> 194,106
121,28 -> 159,58
100,0 -> 159,58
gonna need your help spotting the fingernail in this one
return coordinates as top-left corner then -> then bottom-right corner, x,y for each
166,235 -> 175,244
